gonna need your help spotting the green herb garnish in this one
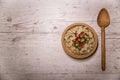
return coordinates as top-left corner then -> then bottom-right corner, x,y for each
74,42 -> 80,48
80,37 -> 86,43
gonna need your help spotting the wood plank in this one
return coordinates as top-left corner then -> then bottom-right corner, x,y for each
0,33 -> 120,74
0,73 -> 120,80
0,0 -> 120,80
0,0 -> 120,34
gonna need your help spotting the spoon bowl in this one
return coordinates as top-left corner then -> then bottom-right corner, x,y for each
97,8 -> 110,28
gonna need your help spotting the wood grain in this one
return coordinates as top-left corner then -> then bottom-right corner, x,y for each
97,8 -> 110,71
0,0 -> 120,80
101,27 -> 106,71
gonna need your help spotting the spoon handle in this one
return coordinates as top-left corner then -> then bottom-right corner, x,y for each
101,27 -> 106,71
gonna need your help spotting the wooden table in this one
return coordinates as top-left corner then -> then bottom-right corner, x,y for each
0,0 -> 120,80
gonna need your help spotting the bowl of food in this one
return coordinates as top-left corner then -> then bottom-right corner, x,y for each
61,23 -> 98,59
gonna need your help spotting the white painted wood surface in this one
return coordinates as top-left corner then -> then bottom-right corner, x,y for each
0,0 -> 120,80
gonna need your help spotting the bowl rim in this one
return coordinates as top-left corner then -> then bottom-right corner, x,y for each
61,23 -> 98,59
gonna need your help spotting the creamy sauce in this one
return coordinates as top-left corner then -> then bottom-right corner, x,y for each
64,25 -> 94,55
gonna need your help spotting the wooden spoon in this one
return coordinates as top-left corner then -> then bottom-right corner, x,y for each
97,8 -> 110,71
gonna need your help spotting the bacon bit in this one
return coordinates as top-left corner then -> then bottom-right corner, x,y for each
78,38 -> 80,41
72,32 -> 88,49
75,37 -> 79,41
77,42 -> 84,50
79,32 -> 85,38
80,43 -> 85,48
